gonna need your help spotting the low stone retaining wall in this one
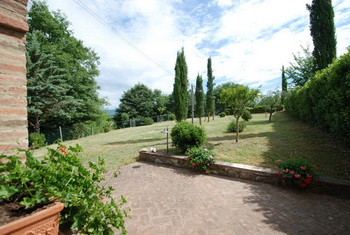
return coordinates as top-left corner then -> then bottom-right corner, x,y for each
138,151 -> 350,199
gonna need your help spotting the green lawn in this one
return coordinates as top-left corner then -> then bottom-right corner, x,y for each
34,112 -> 350,180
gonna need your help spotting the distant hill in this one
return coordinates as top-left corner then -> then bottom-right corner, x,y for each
103,109 -> 115,116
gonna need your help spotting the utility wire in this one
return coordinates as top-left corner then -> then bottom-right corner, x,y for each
73,0 -> 173,75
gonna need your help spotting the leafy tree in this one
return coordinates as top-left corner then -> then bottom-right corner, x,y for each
213,82 -> 238,114
195,74 -> 204,125
153,89 -> 169,116
259,90 -> 281,122
220,85 -> 259,142
173,48 -> 188,122
307,0 -> 337,72
26,33 -> 77,133
206,57 -> 215,121
27,1 -> 105,131
285,46 -> 314,87
114,83 -> 155,122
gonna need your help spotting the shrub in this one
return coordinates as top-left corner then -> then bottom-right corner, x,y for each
169,114 -> 176,121
103,124 -> 110,132
0,143 -> 128,234
242,110 -> 252,121
276,158 -> 318,189
227,120 -> 246,132
143,117 -> 154,125
249,106 -> 266,113
185,148 -> 217,173
219,112 -> 226,117
170,121 -> 206,153
29,132 -> 46,148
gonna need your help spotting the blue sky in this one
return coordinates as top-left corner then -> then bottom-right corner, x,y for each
43,0 -> 350,109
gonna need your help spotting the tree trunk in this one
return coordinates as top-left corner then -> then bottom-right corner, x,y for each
269,111 -> 273,122
199,116 -> 202,125
207,112 -> 211,122
235,117 -> 239,142
34,115 -> 40,133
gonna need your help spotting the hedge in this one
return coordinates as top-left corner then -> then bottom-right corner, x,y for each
285,49 -> 350,144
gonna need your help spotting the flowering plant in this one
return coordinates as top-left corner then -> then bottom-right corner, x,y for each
185,148 -> 217,173
0,143 -> 128,234
276,158 -> 318,189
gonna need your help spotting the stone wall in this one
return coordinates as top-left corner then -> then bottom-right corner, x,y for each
0,0 -> 29,154
139,151 -> 350,199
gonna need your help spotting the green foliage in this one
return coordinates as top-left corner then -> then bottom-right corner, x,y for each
285,46 -> 314,87
307,0 -> 336,72
195,74 -> 204,124
0,144 -> 128,234
169,114 -> 176,121
227,120 -> 246,133
219,112 -> 226,117
29,132 -> 46,148
206,57 -> 215,120
170,121 -> 206,153
103,124 -> 110,133
276,158 -> 318,189
220,84 -> 259,142
249,106 -> 266,114
185,148 -> 217,173
173,48 -> 189,122
285,49 -> 350,144
143,118 -> 154,125
241,110 -> 252,121
214,82 -> 238,113
259,90 -> 282,122
27,1 -> 105,132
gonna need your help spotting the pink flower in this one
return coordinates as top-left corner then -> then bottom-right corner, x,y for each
276,160 -> 282,162
306,174 -> 312,178
304,178 -> 312,184
289,171 -> 295,175
300,166 -> 307,170
204,148 -> 208,151
295,174 -> 301,178
192,163 -> 196,166
276,171 -> 280,174
209,156 -> 213,159
187,149 -> 191,152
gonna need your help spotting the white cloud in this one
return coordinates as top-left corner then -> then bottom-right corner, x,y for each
43,0 -> 350,109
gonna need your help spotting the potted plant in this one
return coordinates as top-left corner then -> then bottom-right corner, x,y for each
0,143 -> 128,234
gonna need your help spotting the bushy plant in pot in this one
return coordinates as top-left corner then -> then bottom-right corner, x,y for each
0,143 -> 128,234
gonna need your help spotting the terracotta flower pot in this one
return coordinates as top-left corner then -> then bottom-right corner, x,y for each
0,202 -> 64,235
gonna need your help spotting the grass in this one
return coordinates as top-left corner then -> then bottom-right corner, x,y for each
33,112 -> 350,180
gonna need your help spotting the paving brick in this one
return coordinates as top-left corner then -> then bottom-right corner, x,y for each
109,162 -> 350,235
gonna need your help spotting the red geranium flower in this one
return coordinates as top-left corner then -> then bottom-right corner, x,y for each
192,163 -> 196,166
304,178 -> 312,184
59,147 -> 67,154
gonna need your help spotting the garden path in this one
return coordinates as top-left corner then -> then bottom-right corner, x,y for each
108,162 -> 350,235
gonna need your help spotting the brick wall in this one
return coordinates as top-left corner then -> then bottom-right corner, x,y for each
0,0 -> 29,154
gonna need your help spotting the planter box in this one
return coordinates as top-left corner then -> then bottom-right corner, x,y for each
0,202 -> 64,235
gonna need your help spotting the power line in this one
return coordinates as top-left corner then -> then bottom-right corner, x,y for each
73,0 -> 173,75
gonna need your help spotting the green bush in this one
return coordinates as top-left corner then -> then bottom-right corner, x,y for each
103,124 -> 110,132
242,110 -> 252,121
170,121 -> 206,153
0,143 -> 128,234
143,117 -> 154,125
219,112 -> 226,117
169,114 -> 176,121
285,49 -> 350,144
276,158 -> 318,189
29,132 -> 46,148
185,148 -> 217,173
227,120 -> 246,132
249,106 -> 266,113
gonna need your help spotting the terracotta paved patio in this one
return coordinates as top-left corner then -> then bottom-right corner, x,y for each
108,162 -> 350,235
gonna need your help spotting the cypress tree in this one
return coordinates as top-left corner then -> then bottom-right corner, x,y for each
173,48 -> 188,122
307,0 -> 336,72
195,74 -> 204,125
281,65 -> 287,104
206,57 -> 215,122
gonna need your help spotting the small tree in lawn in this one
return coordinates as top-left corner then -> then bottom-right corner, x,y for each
195,74 -> 204,125
259,90 -> 281,122
220,85 -> 259,142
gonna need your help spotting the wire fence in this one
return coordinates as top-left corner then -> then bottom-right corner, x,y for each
34,114 -> 174,145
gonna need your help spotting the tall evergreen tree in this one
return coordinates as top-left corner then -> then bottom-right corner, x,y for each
195,74 -> 204,125
281,65 -> 287,104
206,57 -> 215,122
307,0 -> 336,72
173,48 -> 188,122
